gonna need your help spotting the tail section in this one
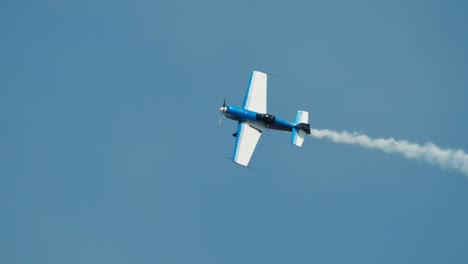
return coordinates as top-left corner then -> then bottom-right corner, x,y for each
291,110 -> 310,147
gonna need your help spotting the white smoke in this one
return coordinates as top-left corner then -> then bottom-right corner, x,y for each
309,128 -> 468,176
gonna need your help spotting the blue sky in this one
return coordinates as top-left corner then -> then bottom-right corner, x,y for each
2,0 -> 468,263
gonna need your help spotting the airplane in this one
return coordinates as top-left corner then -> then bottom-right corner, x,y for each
218,70 -> 311,167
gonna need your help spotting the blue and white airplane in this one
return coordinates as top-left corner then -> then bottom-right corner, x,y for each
219,71 -> 311,166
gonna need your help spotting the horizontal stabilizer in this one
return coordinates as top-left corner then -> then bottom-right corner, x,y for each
291,110 -> 310,147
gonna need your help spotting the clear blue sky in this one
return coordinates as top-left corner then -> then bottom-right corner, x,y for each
2,0 -> 468,263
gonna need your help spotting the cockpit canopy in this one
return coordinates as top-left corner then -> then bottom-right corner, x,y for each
256,113 -> 276,124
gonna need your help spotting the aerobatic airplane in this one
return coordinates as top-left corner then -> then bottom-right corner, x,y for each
218,71 -> 311,166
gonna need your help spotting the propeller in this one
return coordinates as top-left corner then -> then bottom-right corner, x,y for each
218,98 -> 227,127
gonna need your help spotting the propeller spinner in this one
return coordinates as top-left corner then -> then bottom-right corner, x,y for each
218,98 -> 227,126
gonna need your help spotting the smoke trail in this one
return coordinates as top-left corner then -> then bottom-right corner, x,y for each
309,128 -> 468,176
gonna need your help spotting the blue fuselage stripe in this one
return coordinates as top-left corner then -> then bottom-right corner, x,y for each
225,105 -> 294,132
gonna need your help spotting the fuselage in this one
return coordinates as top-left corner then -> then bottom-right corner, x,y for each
223,105 -> 294,132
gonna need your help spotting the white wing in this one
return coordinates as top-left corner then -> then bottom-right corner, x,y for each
233,122 -> 262,166
242,71 -> 267,113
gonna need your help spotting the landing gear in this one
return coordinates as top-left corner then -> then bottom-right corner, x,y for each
232,132 -> 238,137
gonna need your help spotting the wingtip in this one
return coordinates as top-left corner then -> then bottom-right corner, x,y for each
233,160 -> 249,167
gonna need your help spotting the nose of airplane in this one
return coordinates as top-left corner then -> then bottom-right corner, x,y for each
219,106 -> 227,113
